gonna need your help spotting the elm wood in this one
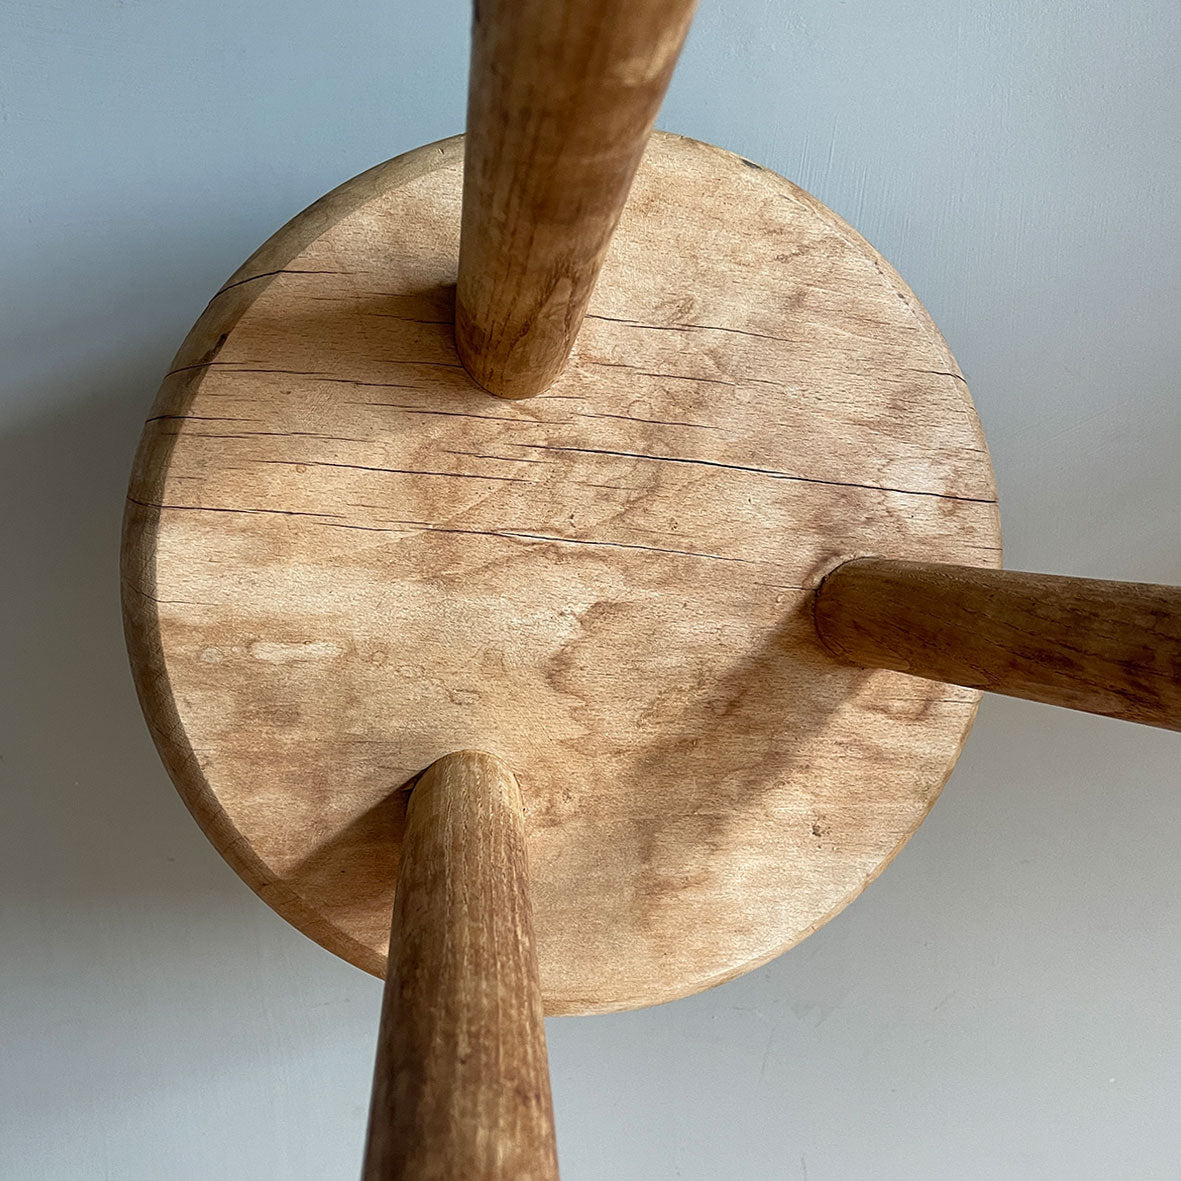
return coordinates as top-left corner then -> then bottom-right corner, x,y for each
363,751 -> 558,1181
121,132 -> 1001,1014
814,559 -> 1181,730
456,0 -> 697,399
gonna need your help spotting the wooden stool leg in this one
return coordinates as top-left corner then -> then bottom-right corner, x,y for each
362,751 -> 558,1181
814,558 -> 1181,730
456,0 -> 697,399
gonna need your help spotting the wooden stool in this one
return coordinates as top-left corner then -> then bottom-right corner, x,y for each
121,2 -> 1181,1176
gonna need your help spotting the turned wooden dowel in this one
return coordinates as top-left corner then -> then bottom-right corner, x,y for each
362,751 -> 558,1181
814,558 -> 1181,730
455,0 -> 697,399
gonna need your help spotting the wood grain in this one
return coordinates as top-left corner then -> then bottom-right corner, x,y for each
456,0 -> 696,399
815,558 -> 1181,729
363,751 -> 557,1181
121,132 -> 1001,1013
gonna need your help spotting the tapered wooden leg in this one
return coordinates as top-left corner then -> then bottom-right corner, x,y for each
814,558 -> 1181,730
456,0 -> 697,399
362,751 -> 558,1181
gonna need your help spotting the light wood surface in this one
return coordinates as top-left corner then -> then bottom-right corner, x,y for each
456,0 -> 696,399
121,132 -> 1001,1013
815,558 -> 1181,730
363,751 -> 557,1181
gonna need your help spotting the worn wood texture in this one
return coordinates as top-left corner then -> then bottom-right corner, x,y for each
363,751 -> 557,1181
456,0 -> 696,399
121,132 -> 1001,1013
814,558 -> 1181,730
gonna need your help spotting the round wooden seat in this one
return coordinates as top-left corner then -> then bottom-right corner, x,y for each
122,131 -> 1000,1015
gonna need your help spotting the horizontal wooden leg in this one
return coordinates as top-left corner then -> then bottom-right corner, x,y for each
363,751 -> 558,1180
814,558 -> 1181,730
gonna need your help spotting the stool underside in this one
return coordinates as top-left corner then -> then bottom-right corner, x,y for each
122,132 -> 1000,1014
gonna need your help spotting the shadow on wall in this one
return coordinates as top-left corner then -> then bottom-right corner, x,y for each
0,299 -> 382,1165
0,346 -> 218,902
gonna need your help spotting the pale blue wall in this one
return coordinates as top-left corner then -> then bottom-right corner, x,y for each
2,2 -> 1179,1177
